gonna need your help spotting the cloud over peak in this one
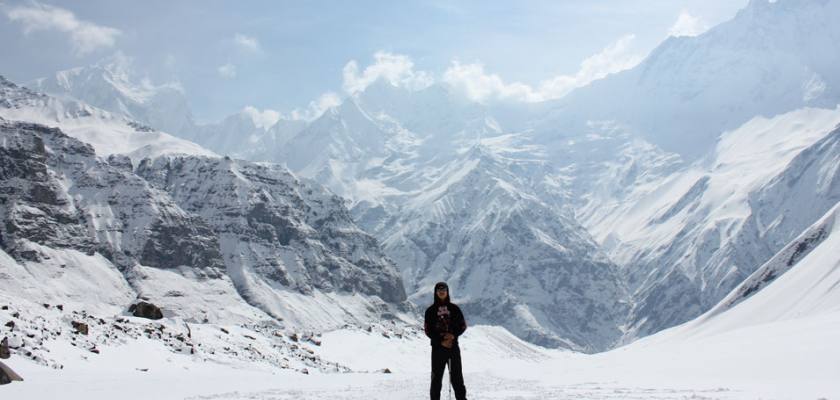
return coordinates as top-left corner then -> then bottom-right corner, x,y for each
668,11 -> 709,37
241,106 -> 280,129
342,51 -> 434,94
5,2 -> 121,56
443,34 -> 644,103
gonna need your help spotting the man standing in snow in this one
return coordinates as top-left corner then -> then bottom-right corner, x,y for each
424,281 -> 468,400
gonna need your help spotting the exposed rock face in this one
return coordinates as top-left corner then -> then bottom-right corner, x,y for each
135,155 -> 407,306
0,112 -> 407,330
0,120 -> 224,277
270,85 -> 629,351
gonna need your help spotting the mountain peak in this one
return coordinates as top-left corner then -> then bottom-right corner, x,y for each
33,56 -> 196,137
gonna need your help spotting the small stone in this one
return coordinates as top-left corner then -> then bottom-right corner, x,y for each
383,368 -> 392,374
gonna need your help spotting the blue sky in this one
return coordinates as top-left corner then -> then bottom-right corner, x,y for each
0,0 -> 748,123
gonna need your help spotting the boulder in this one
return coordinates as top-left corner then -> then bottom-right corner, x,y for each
128,302 -> 163,320
0,360 -> 22,384
71,321 -> 89,335
0,337 -> 9,359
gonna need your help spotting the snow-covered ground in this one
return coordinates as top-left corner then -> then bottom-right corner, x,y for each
4,313 -> 837,400
6,201 -> 839,399
2,204 -> 838,400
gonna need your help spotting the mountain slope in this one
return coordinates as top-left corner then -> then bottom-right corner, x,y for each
135,154 -> 408,328
0,119 -> 257,323
30,54 -> 196,139
0,75 -> 214,160
540,0 -> 840,159
589,107 -> 840,339
379,147 -> 629,351
271,85 -> 630,351
0,79 -> 410,333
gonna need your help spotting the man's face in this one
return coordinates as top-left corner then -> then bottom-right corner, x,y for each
436,287 -> 448,300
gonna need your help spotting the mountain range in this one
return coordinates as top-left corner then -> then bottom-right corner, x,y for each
2,0 -> 838,352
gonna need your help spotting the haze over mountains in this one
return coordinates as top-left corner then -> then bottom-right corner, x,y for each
2,0 -> 839,355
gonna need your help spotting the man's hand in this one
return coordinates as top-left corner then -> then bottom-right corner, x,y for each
441,333 -> 455,349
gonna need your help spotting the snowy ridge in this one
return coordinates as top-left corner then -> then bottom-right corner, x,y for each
0,119 -> 259,324
135,154 -> 408,330
0,114 -> 411,348
271,83 -> 629,351
379,146 -> 628,351
31,53 -> 196,139
703,200 -> 840,322
4,0 -> 839,356
541,0 -> 840,158
628,198 -> 840,351
0,74 -> 215,161
596,107 -> 840,339
29,56 -> 308,162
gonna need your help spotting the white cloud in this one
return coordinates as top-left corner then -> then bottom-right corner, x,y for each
242,106 -> 281,129
164,54 -> 178,69
234,33 -> 261,52
537,34 -> 643,99
443,62 -> 539,102
240,92 -> 341,127
217,63 -> 237,79
443,34 -> 644,103
668,11 -> 709,37
290,91 -> 342,121
5,2 -> 121,55
342,51 -> 433,94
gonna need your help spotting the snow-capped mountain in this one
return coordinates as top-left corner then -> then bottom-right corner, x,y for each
540,0 -> 840,159
379,147 -> 629,351
135,154 -> 407,327
7,0 -> 838,353
29,55 -> 308,162
0,119 -> 241,320
532,0 -> 840,341
0,77 -> 409,334
588,107 -> 840,339
0,74 -> 214,160
266,81 -> 630,351
31,54 -> 197,140
279,0 -> 840,348
641,199 -> 840,344
704,201 -> 840,325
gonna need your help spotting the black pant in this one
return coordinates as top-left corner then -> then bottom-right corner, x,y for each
430,345 -> 467,400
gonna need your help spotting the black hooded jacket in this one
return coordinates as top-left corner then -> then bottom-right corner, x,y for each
423,289 -> 467,349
